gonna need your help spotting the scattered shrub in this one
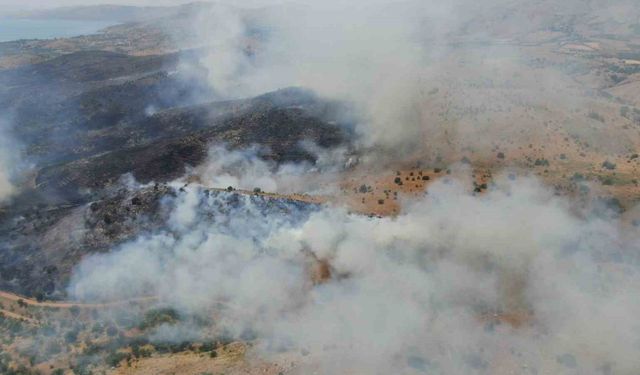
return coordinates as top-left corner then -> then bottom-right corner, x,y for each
69,305 -> 81,317
106,351 -> 130,368
588,112 -> 605,122
139,308 -> 180,331
571,173 -> 584,181
534,158 -> 550,167
200,341 -> 216,353
106,325 -> 119,337
601,177 -> 614,186
34,291 -> 45,302
602,161 -> 616,170
64,329 -> 79,344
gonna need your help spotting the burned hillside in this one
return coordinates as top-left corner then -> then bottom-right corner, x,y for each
0,183 -> 322,300
1,1 -> 640,374
0,42 -> 350,301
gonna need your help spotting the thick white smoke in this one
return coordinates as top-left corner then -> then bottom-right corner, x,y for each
191,144 -> 348,194
57,1 -> 640,373
69,175 -> 640,374
186,0 -> 640,165
190,1 -> 439,152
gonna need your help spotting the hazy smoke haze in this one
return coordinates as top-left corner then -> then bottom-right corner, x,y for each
16,0 -> 634,374
69,175 -> 640,374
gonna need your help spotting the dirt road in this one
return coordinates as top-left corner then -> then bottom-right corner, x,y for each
0,291 -> 157,309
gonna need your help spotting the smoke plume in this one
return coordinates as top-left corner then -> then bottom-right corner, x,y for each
184,0 -> 640,166
0,118 -> 22,202
61,1 -> 640,374
69,174 -> 640,374
191,144 -> 349,194
189,1 -> 437,154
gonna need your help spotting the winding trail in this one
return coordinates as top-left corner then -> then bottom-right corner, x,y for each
0,308 -> 39,323
0,291 -> 157,309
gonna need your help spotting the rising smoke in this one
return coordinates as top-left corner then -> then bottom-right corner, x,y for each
186,0 -> 639,163
190,1 -> 438,153
0,118 -> 21,202
192,144 -> 349,194
66,0 -> 640,374
69,176 -> 640,374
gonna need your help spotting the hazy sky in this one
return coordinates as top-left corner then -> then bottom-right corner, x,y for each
0,0 -> 291,13
0,1 -> 183,12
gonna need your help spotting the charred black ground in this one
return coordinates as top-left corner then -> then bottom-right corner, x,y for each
0,42 -> 351,299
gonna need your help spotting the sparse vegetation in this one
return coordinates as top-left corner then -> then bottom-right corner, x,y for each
64,328 -> 79,344
106,350 -> 131,368
601,177 -> 614,186
588,111 -> 605,123
139,308 -> 180,331
602,161 -> 616,170
534,158 -> 550,167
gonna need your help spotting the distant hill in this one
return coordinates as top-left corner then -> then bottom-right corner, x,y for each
10,3 -> 201,22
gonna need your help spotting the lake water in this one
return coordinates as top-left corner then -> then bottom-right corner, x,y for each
0,18 -> 117,42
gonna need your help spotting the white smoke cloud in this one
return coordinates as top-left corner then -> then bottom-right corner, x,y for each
0,118 -> 21,202
192,144 -> 348,194
42,1 -> 640,373
189,1 -> 438,152
185,0 -> 640,166
68,175 -> 640,374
